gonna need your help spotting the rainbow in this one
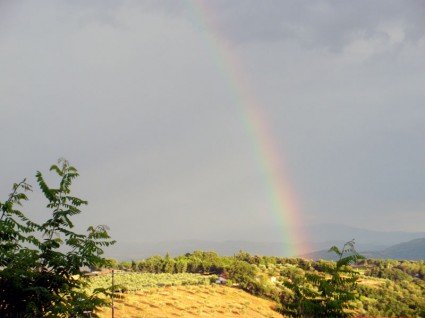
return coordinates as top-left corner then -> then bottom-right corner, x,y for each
187,1 -> 308,256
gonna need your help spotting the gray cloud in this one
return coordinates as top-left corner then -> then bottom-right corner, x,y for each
188,0 -> 425,50
0,1 -> 424,246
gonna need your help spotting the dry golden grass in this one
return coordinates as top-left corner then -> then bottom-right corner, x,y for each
97,285 -> 282,318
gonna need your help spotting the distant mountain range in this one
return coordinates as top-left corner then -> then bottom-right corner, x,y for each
303,238 -> 425,261
304,223 -> 425,251
104,224 -> 425,260
367,238 -> 425,260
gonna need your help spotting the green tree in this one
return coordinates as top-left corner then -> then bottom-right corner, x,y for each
227,260 -> 256,290
163,253 -> 176,273
0,159 -> 115,317
281,240 -> 364,318
175,259 -> 188,273
105,258 -> 119,269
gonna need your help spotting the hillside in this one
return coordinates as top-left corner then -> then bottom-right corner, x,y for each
88,252 -> 424,317
97,285 -> 281,318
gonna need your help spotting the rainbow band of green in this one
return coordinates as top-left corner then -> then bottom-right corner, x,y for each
187,0 -> 308,256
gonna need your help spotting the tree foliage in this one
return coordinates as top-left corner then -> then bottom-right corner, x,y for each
0,159 -> 114,317
280,240 -> 364,318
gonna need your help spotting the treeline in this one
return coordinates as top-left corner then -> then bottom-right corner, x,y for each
107,252 -> 424,280
107,251 -> 282,275
111,251 -> 233,274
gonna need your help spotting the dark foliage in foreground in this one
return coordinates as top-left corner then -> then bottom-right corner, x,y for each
0,160 -> 114,317
279,240 -> 364,317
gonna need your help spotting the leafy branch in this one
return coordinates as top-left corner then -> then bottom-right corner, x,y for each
281,240 -> 364,318
0,159 -> 115,317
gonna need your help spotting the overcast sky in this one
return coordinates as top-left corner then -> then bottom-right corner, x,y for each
1,1 -> 424,244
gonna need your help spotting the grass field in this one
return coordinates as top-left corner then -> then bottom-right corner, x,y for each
96,285 -> 281,318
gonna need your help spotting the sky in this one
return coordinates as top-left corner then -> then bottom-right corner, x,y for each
1,1 -> 424,247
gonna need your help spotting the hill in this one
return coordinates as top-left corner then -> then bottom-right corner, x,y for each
96,285 -> 281,318
90,252 -> 424,317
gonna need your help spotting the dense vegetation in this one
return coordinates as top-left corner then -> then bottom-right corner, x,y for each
103,251 -> 425,317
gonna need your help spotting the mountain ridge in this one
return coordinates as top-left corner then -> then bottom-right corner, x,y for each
303,237 -> 425,261
105,224 -> 425,260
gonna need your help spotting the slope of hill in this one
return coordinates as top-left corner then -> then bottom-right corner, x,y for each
91,253 -> 424,317
97,285 -> 281,318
